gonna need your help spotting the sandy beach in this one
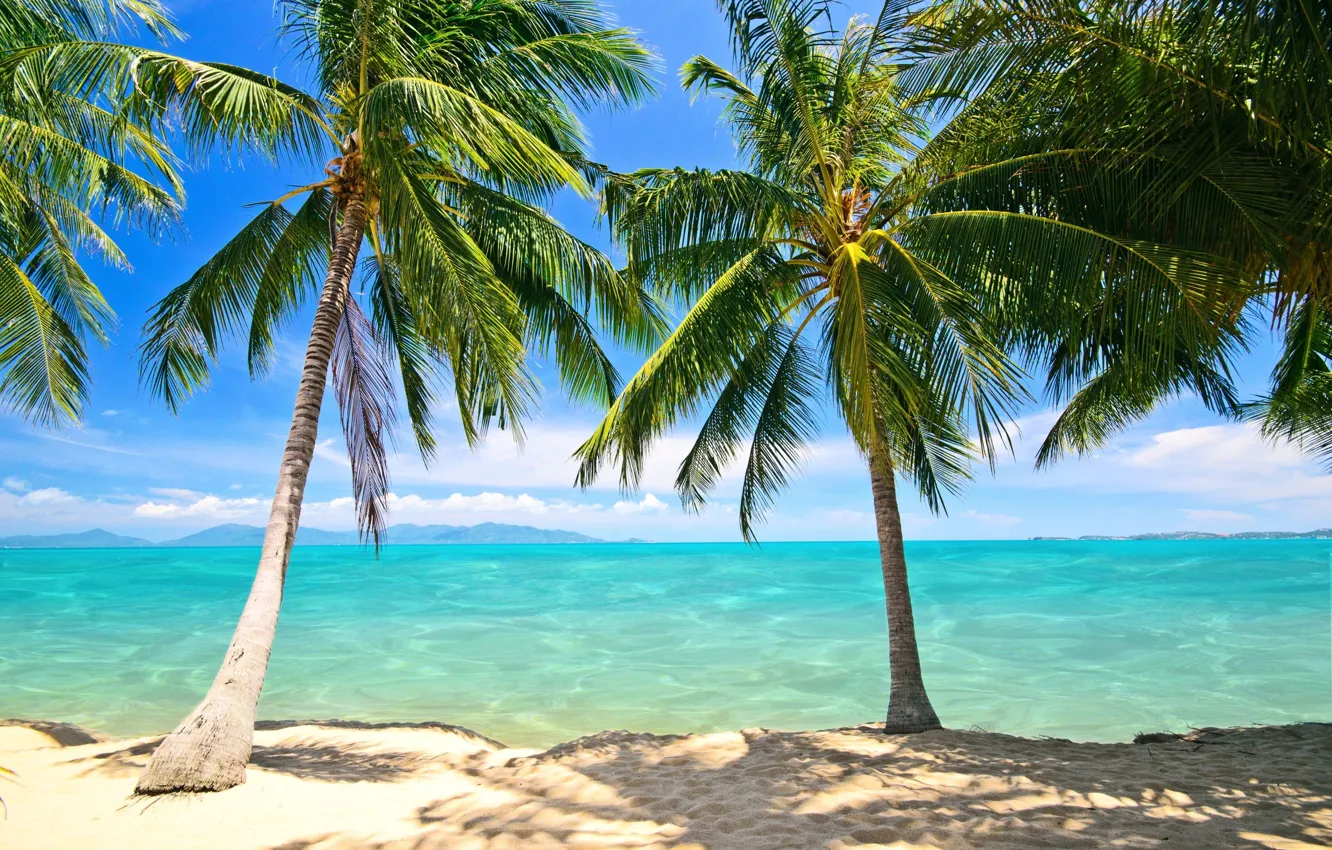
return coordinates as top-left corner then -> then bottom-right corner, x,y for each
1,719 -> 1327,849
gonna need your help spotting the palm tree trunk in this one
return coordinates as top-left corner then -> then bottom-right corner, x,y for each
869,442 -> 943,734
135,197 -> 368,794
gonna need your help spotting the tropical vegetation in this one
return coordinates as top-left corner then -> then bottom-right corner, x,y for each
4,0 -> 1326,795
574,0 -> 1239,731
901,0 -> 1331,469
18,0 -> 663,793
0,0 -> 180,426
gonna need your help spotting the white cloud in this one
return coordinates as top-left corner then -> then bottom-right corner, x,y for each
613,493 -> 670,515
133,495 -> 268,519
1120,425 -> 1332,507
300,490 -> 612,526
101,409 -> 119,417
823,508 -> 867,524
229,483 -> 244,491
149,487 -> 203,499
17,487 -> 78,506
960,509 -> 1024,527
126,486 -> 646,529
3,476 -> 28,492
1008,422 -> 1332,510
1182,508 -> 1254,524
394,492 -> 552,514
0,487 -> 113,530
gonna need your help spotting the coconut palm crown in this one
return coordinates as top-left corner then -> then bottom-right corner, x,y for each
10,0 -> 661,793
900,0 -> 1326,467
132,0 -> 662,539
575,0 -> 1237,732
0,0 -> 181,426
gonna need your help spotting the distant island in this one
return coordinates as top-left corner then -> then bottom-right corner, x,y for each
1032,529 -> 1332,541
0,523 -> 624,549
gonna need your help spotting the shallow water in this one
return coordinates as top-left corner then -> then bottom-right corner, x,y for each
1,541 -> 1327,747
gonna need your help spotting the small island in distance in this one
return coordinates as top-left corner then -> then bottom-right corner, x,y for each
0,523 -> 651,549
1033,529 -> 1332,540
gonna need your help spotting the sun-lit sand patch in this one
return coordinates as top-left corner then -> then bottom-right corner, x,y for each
1,719 -> 1328,849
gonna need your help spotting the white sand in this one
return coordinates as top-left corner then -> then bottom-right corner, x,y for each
1,718 -> 1328,849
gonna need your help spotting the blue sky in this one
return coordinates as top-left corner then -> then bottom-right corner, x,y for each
3,0 -> 1329,542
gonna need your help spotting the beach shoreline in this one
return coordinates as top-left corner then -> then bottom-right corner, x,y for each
2,717 -> 1327,849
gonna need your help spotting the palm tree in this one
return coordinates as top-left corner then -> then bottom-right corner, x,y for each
0,0 -> 180,426
27,0 -> 660,794
899,0 -> 1328,467
1245,307 -> 1332,469
574,0 -> 1235,733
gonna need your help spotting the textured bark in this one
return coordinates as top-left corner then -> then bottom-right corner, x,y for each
869,443 -> 943,734
135,198 -> 368,794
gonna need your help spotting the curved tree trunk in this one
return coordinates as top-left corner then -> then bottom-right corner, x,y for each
136,197 -> 368,794
869,443 -> 943,734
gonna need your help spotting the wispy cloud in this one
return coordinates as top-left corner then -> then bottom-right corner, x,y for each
32,432 -> 144,457
612,493 -> 670,515
1006,422 -> 1332,507
17,487 -> 79,506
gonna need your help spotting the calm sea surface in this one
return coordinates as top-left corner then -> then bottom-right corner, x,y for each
1,541 -> 1328,747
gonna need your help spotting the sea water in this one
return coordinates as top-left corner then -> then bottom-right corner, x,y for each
1,541 -> 1327,747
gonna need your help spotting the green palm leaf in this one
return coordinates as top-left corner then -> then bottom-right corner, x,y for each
140,195 -> 324,410
0,0 -> 180,426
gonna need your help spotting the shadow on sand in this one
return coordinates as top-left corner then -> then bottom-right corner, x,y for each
379,723 -> 1332,850
33,718 -> 1332,849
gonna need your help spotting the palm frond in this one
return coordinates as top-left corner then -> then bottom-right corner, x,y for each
362,76 -> 587,197
0,42 -> 331,161
376,156 -> 534,446
332,294 -> 396,548
676,315 -> 820,518
248,187 -> 334,377
1038,347 -> 1241,469
0,249 -> 88,426
139,196 -> 323,410
576,245 -> 800,491
607,167 -> 805,300
365,248 -> 440,463
1244,299 -> 1332,470
736,319 -> 821,541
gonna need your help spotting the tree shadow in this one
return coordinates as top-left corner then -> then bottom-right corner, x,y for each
72,731 -> 429,783
260,722 -> 1332,850
249,741 -> 424,783
73,739 -> 161,779
254,720 -> 506,751
0,719 -> 104,747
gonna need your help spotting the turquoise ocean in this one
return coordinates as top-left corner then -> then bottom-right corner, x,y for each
1,540 -> 1328,747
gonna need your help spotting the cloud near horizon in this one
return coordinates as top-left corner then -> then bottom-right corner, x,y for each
120,488 -> 662,531
134,495 -> 268,519
3,413 -> 1330,541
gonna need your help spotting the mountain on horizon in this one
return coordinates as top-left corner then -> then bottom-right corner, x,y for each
0,528 -> 153,549
0,522 -> 610,549
162,524 -> 361,547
